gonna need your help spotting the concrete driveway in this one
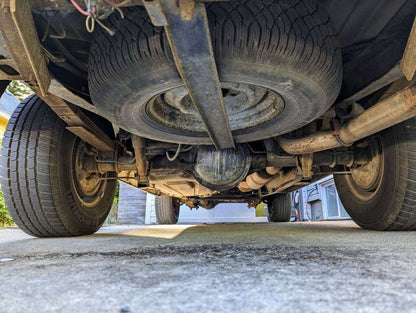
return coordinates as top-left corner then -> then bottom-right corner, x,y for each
1,221 -> 416,313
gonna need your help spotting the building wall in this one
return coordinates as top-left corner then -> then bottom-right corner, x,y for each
117,182 -> 147,224
145,194 -> 157,225
178,203 -> 268,224
0,91 -> 19,135
298,175 -> 350,221
144,197 -> 268,224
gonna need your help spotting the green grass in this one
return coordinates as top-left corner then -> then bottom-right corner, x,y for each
0,136 -> 13,228
0,186 -> 13,227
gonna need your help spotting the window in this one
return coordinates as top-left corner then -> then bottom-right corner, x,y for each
325,184 -> 339,218
321,179 -> 350,220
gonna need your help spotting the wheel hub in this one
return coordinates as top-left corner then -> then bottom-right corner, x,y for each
72,141 -> 106,207
350,142 -> 383,191
146,83 -> 285,133
347,139 -> 384,201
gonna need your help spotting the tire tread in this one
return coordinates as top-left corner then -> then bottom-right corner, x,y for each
0,96 -> 116,237
155,196 -> 179,225
269,193 -> 291,222
335,118 -> 416,231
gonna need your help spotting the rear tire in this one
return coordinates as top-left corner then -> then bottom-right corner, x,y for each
268,194 -> 292,223
0,95 -> 117,237
335,118 -> 416,230
155,196 -> 180,224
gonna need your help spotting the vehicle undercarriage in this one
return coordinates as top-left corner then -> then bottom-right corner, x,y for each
0,0 -> 415,236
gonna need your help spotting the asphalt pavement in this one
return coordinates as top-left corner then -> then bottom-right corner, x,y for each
1,220 -> 416,313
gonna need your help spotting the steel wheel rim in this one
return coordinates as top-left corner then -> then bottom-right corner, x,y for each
145,82 -> 285,134
71,139 -> 107,208
346,138 -> 384,202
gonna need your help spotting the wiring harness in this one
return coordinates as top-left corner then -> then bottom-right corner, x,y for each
69,0 -> 129,35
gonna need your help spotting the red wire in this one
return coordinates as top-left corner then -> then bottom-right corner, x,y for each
70,0 -> 89,16
70,0 -> 96,16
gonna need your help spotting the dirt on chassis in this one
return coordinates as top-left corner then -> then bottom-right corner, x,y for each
0,0 -> 415,236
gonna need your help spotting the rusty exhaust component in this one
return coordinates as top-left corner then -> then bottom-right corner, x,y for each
238,167 -> 280,192
240,150 -> 367,192
265,168 -> 302,194
278,85 -> 416,155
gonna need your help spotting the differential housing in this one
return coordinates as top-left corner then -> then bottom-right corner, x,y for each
193,145 -> 251,191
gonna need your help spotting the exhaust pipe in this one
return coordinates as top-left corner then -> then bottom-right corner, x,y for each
238,167 -> 280,192
278,85 -> 416,155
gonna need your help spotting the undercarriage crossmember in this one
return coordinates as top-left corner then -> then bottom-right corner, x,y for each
143,0 -> 235,150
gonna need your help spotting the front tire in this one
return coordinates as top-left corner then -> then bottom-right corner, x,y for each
335,119 -> 416,231
155,196 -> 180,224
0,95 -> 117,237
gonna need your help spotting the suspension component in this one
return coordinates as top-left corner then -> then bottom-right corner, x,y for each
143,0 -> 234,150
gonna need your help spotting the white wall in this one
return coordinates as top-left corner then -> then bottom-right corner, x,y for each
145,196 -> 268,224
178,203 -> 268,224
300,175 -> 350,221
118,182 -> 147,224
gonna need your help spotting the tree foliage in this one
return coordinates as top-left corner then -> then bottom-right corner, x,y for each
6,80 -> 33,100
0,138 -> 14,227
0,186 -> 13,227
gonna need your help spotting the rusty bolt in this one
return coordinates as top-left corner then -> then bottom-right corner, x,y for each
179,0 -> 195,22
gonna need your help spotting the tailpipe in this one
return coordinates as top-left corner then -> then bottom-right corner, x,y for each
278,85 -> 416,155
